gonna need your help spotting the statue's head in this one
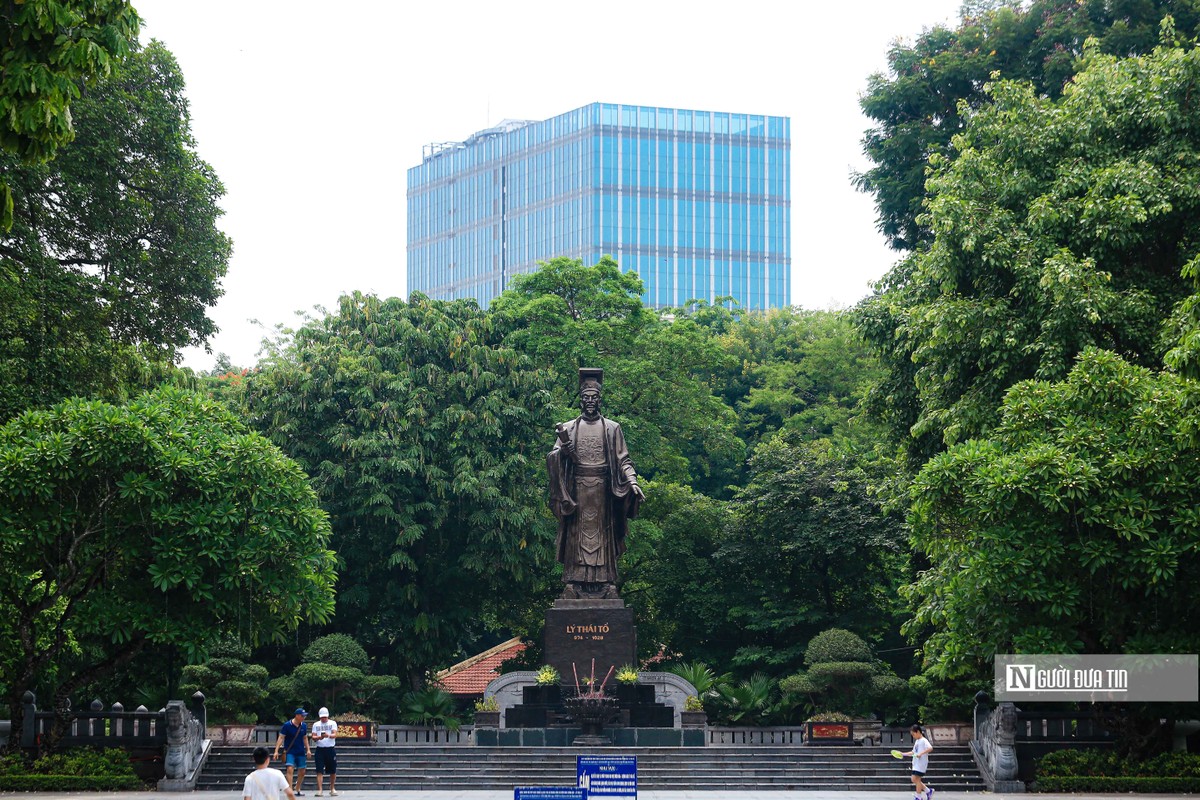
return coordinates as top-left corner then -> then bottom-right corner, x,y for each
579,368 -> 603,420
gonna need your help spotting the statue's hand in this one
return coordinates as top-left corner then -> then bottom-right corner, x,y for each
631,482 -> 645,501
561,439 -> 575,461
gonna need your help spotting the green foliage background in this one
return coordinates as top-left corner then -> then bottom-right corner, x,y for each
12,1 -> 1200,744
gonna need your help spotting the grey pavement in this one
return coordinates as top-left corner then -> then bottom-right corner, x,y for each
1,793 -> 1196,800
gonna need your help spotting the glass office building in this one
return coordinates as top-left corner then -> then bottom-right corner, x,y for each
406,102 -> 790,310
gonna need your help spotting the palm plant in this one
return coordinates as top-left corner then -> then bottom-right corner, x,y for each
669,661 -> 726,698
400,687 -> 461,731
713,673 -> 776,726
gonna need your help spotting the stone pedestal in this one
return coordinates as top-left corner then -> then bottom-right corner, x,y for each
544,599 -> 635,688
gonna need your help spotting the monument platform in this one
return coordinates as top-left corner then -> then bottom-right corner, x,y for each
544,598 -> 635,685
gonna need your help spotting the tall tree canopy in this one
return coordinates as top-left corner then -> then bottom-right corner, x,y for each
712,308 -> 882,450
716,434 -> 908,675
620,481 -> 736,666
0,40 -> 230,421
856,42 -> 1200,463
858,0 -> 1200,252
0,0 -> 140,228
246,292 -> 557,686
908,349 -> 1200,678
0,386 -> 336,734
491,256 -> 742,485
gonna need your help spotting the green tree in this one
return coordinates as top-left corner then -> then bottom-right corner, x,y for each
0,40 -> 231,420
0,386 -> 337,746
856,42 -> 1200,464
180,637 -> 269,724
246,292 -> 556,687
713,308 -> 882,450
619,481 -> 736,666
718,434 -> 908,675
491,255 -> 742,485
0,0 -> 140,228
908,349 -> 1200,679
857,0 -> 1200,251
491,255 -> 652,369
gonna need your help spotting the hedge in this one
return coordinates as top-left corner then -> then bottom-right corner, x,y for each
1038,748 -> 1200,779
1038,776 -> 1200,793
0,775 -> 145,791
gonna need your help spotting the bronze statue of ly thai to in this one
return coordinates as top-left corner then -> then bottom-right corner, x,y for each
546,368 -> 644,600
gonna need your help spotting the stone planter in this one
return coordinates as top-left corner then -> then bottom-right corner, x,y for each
680,710 -> 708,729
613,684 -> 640,705
522,684 -> 562,705
208,724 -> 257,745
805,721 -> 854,744
474,710 -> 501,729
853,719 -> 883,745
925,722 -> 972,746
612,683 -> 655,705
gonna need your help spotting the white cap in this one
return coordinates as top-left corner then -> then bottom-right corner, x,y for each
318,707 -> 329,717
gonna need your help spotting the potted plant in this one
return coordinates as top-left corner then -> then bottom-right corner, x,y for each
681,695 -> 708,728
473,696 -> 501,728
523,665 -> 562,706
613,664 -> 642,705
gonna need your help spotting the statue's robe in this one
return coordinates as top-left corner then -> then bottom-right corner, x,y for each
546,415 -> 641,584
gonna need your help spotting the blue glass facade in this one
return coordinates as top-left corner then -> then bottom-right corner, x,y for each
406,103 -> 790,310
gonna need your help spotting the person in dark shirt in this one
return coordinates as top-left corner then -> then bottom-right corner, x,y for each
272,708 -> 312,796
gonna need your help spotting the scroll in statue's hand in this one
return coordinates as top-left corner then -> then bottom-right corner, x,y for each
556,423 -> 574,460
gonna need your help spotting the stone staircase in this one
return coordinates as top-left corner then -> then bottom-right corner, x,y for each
197,744 -> 986,791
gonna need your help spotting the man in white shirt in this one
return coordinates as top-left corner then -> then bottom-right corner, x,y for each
310,707 -> 339,797
244,747 -> 296,800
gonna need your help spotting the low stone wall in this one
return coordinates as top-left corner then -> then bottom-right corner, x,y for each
476,726 -> 704,747
484,671 -> 696,728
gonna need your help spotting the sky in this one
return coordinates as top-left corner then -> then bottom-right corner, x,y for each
129,0 -> 966,371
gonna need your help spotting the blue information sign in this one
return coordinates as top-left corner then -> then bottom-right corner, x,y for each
577,755 -> 637,799
514,788 -> 587,800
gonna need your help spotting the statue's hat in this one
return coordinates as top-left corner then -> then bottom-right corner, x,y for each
579,367 -> 603,392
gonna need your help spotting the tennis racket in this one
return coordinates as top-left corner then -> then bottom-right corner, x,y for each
891,749 -> 904,759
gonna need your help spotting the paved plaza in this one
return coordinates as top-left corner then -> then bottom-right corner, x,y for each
0,792 -> 1193,800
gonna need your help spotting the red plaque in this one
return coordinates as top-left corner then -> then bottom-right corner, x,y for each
337,722 -> 370,740
811,723 -> 850,738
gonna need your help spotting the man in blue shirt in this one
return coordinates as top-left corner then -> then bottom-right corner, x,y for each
272,708 -> 312,796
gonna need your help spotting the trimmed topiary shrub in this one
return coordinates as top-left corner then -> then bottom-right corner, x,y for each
781,627 -> 913,722
303,634 -> 370,672
804,629 -> 872,666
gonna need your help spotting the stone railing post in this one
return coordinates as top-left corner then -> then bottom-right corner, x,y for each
190,691 -> 207,735
970,692 -> 1022,792
158,699 -> 208,791
20,691 -> 37,748
111,702 -> 124,737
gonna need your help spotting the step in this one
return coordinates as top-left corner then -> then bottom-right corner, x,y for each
198,743 -> 985,792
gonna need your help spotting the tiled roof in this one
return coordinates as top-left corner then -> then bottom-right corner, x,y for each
435,637 -> 526,696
